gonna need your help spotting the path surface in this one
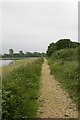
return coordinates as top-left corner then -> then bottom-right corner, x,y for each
37,59 -> 78,118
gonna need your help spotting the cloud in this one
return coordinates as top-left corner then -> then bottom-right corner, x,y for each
1,2 -> 78,53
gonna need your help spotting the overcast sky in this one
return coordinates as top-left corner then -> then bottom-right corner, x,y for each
0,1 -> 78,53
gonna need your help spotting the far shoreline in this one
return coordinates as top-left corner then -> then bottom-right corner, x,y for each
0,57 -> 41,60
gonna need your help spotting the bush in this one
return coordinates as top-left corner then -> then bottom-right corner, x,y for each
2,58 -> 44,119
51,47 -> 78,61
48,46 -> 79,110
48,60 -> 79,109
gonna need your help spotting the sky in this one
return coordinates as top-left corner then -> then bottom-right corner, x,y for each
0,1 -> 78,53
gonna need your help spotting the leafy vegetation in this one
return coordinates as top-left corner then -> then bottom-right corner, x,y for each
47,39 -> 80,57
2,58 -> 44,119
47,40 -> 80,111
48,60 -> 78,102
2,49 -> 46,59
2,58 -> 37,75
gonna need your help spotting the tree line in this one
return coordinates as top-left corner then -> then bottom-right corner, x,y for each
47,39 -> 80,57
2,49 -> 46,58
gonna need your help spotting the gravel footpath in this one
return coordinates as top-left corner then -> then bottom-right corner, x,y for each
37,59 -> 78,118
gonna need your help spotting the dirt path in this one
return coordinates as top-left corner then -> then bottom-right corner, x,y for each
37,59 -> 78,118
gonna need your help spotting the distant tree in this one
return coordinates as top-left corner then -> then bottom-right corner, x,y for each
25,52 -> 32,57
19,50 -> 24,56
25,52 -> 46,57
33,52 -> 40,57
9,49 -> 14,55
41,52 -> 46,57
2,54 -> 10,58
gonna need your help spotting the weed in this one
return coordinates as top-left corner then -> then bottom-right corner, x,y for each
48,48 -> 79,111
2,58 -> 44,119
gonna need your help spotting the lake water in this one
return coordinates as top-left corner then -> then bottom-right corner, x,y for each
0,60 -> 14,67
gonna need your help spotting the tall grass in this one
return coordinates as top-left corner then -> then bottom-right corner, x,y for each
2,58 -> 37,75
2,58 -> 44,119
48,47 -> 79,110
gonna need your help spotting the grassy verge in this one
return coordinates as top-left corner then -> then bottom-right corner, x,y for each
48,48 -> 79,110
1,58 -> 37,75
2,58 -> 44,119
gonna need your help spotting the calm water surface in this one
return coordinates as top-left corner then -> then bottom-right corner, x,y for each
0,60 -> 14,67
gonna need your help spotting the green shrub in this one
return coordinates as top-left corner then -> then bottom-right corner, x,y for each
51,47 -> 78,61
2,58 -> 44,119
48,58 -> 79,110
48,44 -> 79,111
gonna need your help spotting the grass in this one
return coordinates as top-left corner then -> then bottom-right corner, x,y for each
48,47 -> 79,110
1,58 -> 37,75
2,58 -> 44,119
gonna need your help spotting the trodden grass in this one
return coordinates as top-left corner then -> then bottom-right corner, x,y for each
2,58 -> 44,119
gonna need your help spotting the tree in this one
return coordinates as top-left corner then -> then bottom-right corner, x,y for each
47,42 -> 57,57
19,50 -> 24,56
25,52 -> 33,57
9,49 -> 14,55
46,39 -> 80,57
55,39 -> 71,50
